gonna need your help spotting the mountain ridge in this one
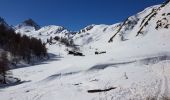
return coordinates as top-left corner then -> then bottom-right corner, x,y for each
0,1 -> 169,53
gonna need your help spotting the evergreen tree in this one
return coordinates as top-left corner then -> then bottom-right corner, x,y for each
0,23 -> 47,64
0,52 -> 9,84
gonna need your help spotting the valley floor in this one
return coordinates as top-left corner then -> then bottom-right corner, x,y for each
0,51 -> 170,100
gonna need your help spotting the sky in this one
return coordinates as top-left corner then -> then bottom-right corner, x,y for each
0,0 -> 165,31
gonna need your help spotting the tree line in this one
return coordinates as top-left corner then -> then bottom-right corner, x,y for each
0,24 -> 47,84
0,24 -> 47,64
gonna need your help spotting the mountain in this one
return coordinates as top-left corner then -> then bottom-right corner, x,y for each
35,25 -> 74,42
15,21 -> 76,55
14,19 -> 40,35
1,1 -> 170,100
109,1 -> 170,42
15,20 -> 73,40
13,0 -> 170,55
0,19 -> 47,65
6,0 -> 170,56
0,17 -> 11,29
73,24 -> 121,46
71,1 -> 170,55
22,19 -> 40,30
0,17 -> 7,25
73,4 -> 161,46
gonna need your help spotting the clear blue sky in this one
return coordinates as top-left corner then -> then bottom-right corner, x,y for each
0,0 -> 165,31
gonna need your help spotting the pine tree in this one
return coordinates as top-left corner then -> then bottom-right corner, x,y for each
0,24 -> 47,64
0,52 -> 9,84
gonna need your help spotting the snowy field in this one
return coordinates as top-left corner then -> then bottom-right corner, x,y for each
1,42 -> 170,100
1,1 -> 170,100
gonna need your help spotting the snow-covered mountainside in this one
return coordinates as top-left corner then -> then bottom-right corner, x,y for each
1,1 -> 170,100
15,19 -> 76,55
109,1 -> 170,42
36,25 -> 73,41
15,19 -> 74,42
15,19 -> 40,34
73,24 -> 121,46
72,1 -> 170,56
70,4 -> 163,54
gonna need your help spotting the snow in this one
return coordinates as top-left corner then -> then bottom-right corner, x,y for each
15,25 -> 71,41
1,52 -> 170,100
1,1 -> 170,100
15,23 -> 74,55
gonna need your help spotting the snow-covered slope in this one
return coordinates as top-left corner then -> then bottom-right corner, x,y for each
35,25 -> 73,42
15,20 -> 76,56
1,1 -> 170,100
2,54 -> 170,100
109,1 -> 170,42
15,19 -> 40,34
73,24 -> 121,46
15,19 -> 74,42
72,1 -> 170,56
71,4 -> 162,54
108,5 -> 161,42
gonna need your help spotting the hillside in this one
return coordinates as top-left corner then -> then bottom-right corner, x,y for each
0,1 -> 170,100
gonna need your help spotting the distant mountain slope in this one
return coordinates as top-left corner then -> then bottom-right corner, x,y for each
15,20 -> 75,43
15,19 -> 40,34
73,24 -> 121,46
73,4 -> 161,46
10,0 -> 170,56
109,0 -> 170,42
70,1 -> 170,55
14,20 -> 76,55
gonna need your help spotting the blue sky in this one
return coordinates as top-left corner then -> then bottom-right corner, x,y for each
0,0 -> 165,31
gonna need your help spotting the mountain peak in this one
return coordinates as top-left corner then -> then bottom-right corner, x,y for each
0,17 -> 11,29
0,17 -> 8,26
78,24 -> 95,34
0,17 -> 5,23
21,18 -> 40,30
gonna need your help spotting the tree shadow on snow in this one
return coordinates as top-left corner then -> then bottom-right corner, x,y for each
88,61 -> 135,71
40,71 -> 81,82
0,80 -> 31,89
88,53 -> 170,71
14,53 -> 63,69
